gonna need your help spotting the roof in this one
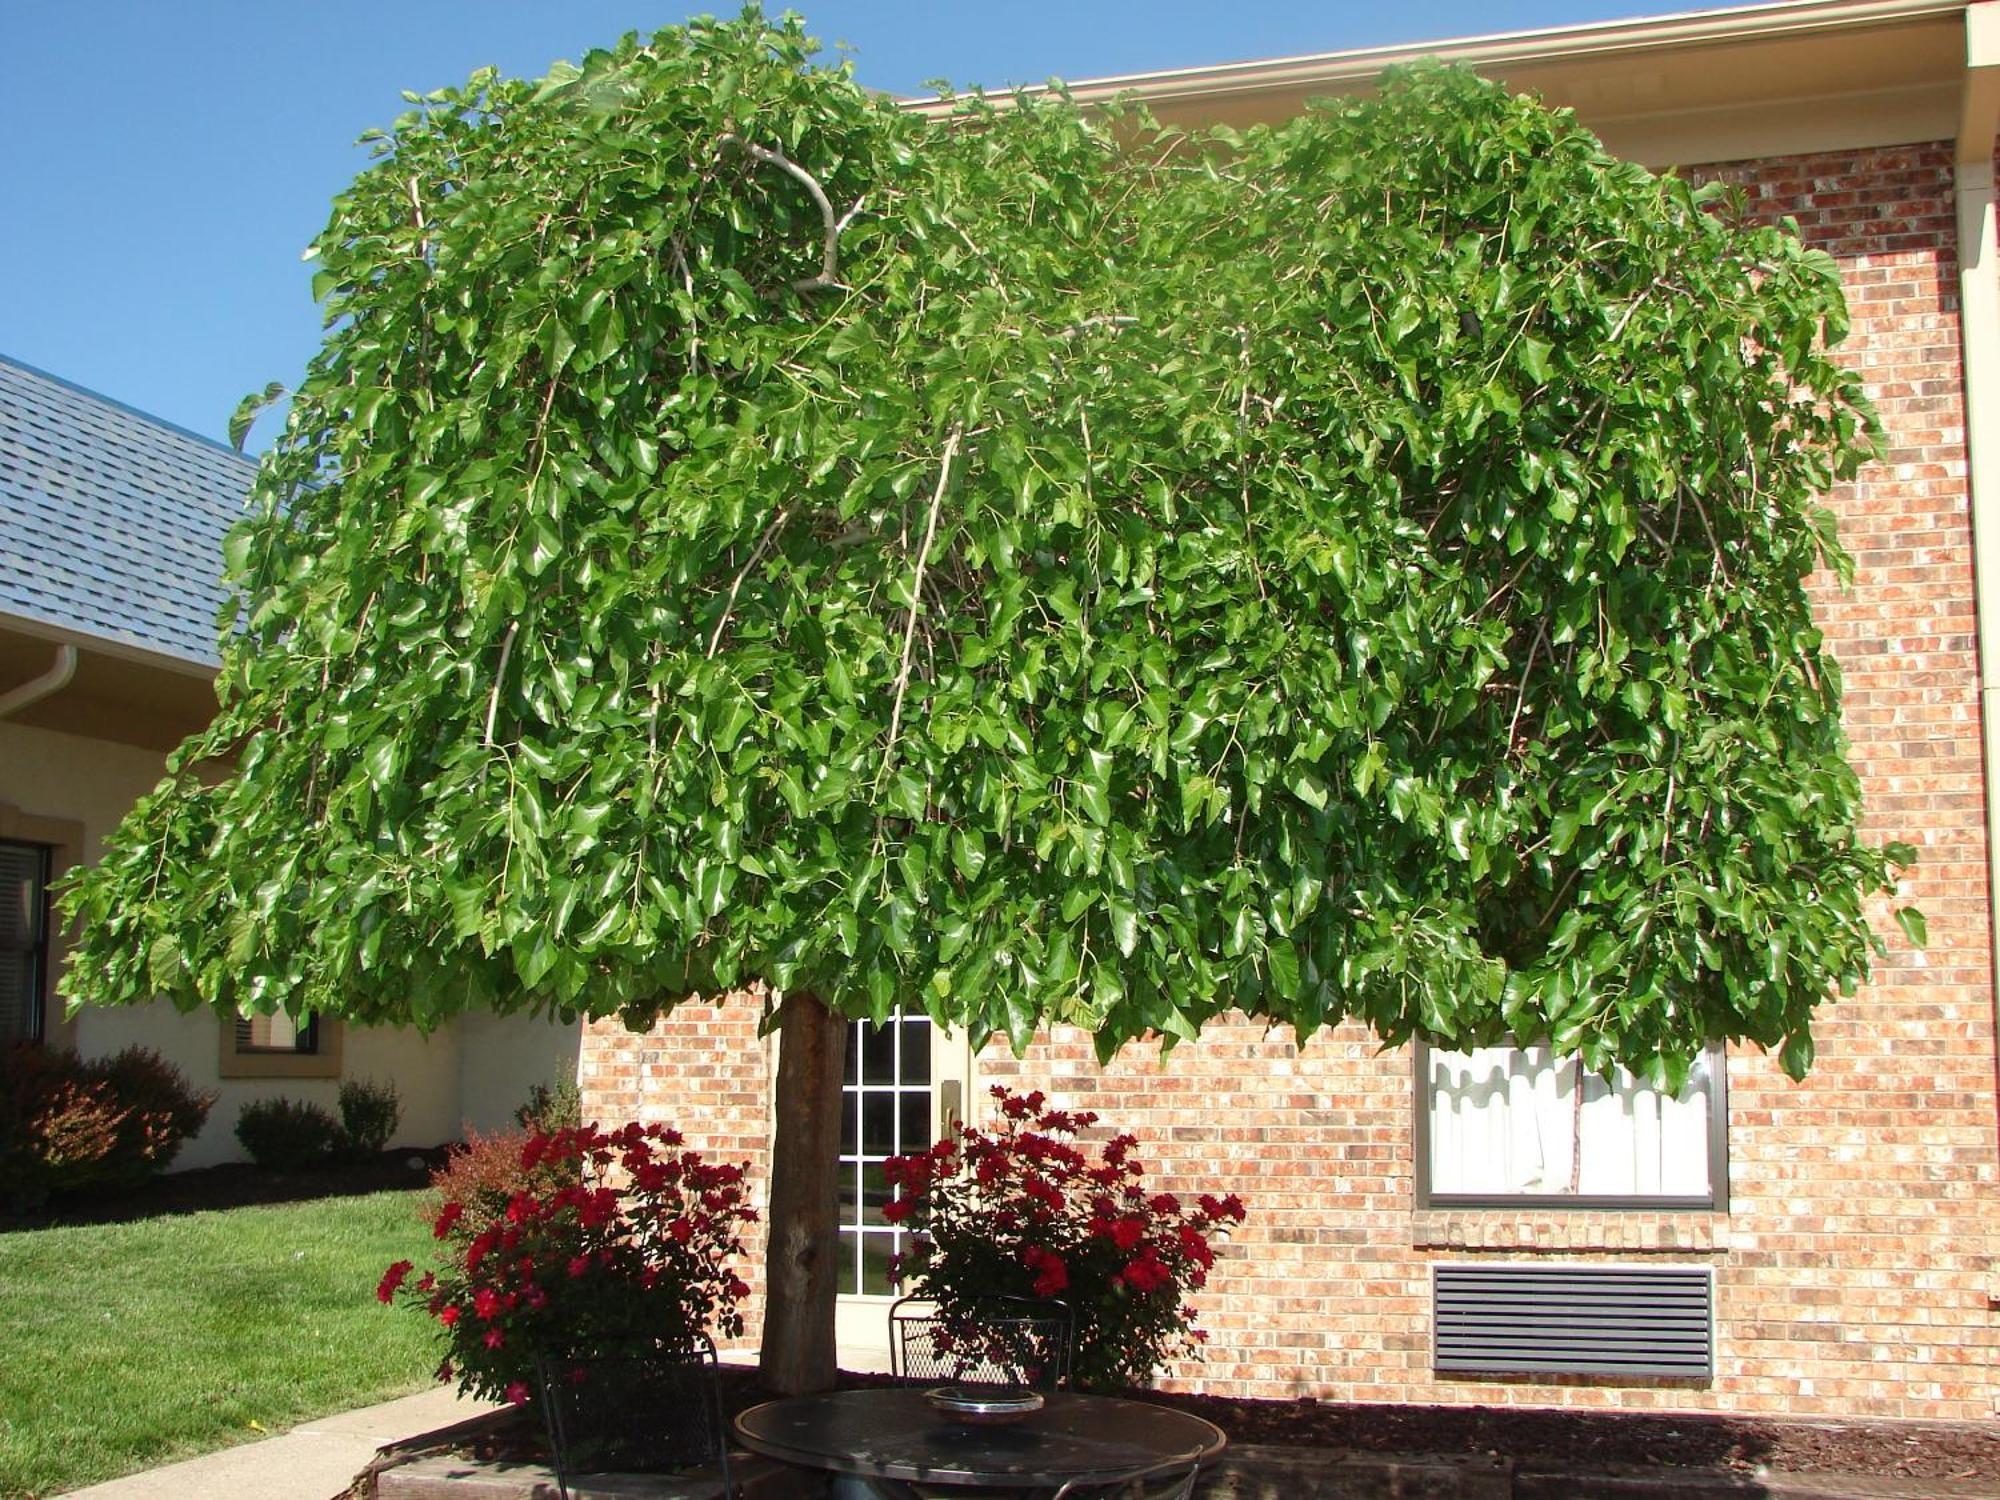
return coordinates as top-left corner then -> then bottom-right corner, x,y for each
0,354 -> 255,670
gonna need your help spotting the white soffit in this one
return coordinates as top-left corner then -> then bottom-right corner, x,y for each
911,1 -> 1971,167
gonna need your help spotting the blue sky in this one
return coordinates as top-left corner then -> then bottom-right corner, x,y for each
3,1 -> 1681,449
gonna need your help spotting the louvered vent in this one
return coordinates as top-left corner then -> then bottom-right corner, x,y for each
1433,1264 -> 1713,1380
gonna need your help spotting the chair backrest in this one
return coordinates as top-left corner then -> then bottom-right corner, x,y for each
534,1336 -> 732,1500
888,1294 -> 1074,1390
1049,1450 -> 1206,1500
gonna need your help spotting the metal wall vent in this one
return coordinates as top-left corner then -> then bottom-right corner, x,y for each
1433,1264 -> 1713,1380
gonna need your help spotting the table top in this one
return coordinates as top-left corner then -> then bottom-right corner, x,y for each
733,1387 -> 1226,1489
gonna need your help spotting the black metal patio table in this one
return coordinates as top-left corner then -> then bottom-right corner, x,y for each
731,1386 -> 1225,1494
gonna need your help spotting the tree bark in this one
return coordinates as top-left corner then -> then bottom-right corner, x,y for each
758,989 -> 848,1394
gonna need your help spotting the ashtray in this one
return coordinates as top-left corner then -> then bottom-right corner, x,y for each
923,1384 -> 1045,1425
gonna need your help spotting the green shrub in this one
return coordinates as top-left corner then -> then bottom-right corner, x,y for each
92,1047 -> 215,1185
337,1077 -> 402,1159
513,1078 -> 582,1132
235,1097 -> 340,1170
0,1045 -> 215,1211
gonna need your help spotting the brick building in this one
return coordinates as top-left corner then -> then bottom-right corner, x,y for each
585,0 -> 2000,1419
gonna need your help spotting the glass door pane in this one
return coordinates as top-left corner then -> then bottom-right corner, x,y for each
837,1009 -> 935,1296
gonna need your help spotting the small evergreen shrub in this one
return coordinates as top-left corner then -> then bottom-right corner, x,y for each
235,1096 -> 340,1170
337,1077 -> 402,1159
512,1078 -> 582,1132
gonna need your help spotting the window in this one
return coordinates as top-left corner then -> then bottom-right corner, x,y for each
219,1008 -> 342,1079
233,1011 -> 320,1055
1416,1044 -> 1725,1210
0,840 -> 52,1044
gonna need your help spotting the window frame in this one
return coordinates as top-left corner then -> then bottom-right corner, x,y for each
0,807 -> 82,1049
218,1010 -> 343,1079
1412,1041 -> 1728,1213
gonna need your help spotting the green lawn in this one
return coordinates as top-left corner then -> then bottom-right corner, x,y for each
0,1190 -> 441,1499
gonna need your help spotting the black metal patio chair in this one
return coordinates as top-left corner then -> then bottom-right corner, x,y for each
533,1335 -> 735,1500
888,1294 -> 1075,1391
1050,1449 -> 1207,1500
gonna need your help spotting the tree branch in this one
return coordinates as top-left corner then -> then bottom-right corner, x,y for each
881,425 -> 964,780
483,621 -> 520,748
706,507 -> 793,659
1507,621 -> 1547,752
717,134 -> 861,294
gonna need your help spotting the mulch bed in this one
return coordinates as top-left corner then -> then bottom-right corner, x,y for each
0,1148 -> 448,1232
1138,1385 -> 2000,1484
443,1365 -> 2000,1485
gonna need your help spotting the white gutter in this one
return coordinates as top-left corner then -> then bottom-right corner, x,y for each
0,644 -> 78,720
0,608 -> 216,681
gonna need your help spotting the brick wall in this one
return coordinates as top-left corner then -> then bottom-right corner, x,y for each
580,994 -> 775,1354
582,140 -> 1999,1419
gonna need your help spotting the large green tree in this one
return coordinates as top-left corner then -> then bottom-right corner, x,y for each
63,11 -> 1911,1391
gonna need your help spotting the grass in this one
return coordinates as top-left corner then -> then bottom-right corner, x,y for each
0,1189 -> 441,1499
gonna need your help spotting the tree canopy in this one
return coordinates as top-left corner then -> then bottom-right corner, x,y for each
64,9 -> 1909,1086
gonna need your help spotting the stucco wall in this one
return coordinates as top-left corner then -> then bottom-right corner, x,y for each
1,718 -> 582,1167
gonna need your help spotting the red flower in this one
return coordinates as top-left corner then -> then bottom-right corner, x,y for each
483,1328 -> 506,1350
505,1381 -> 531,1406
473,1288 -> 502,1321
1121,1255 -> 1172,1294
438,1305 -> 462,1328
1107,1217 -> 1146,1252
883,1196 -> 914,1224
567,1254 -> 591,1279
376,1260 -> 414,1304
432,1201 -> 464,1239
1023,1245 -> 1070,1298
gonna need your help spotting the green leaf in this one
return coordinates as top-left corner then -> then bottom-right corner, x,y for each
1894,906 -> 1927,947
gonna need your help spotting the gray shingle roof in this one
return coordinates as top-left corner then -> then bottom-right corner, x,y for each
0,354 -> 255,668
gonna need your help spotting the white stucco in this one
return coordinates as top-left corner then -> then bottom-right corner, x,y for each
1,718 -> 582,1169
455,1007 -> 583,1135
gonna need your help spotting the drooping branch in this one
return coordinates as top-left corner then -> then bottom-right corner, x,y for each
483,621 -> 520,748
717,134 -> 864,294
706,507 -> 793,658
880,425 -> 964,781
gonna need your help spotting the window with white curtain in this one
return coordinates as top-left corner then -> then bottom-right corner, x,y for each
1418,1045 -> 1724,1208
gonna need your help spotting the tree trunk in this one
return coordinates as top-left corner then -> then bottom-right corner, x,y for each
758,989 -> 847,1394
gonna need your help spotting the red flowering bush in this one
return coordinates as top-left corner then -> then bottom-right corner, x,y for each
884,1088 -> 1247,1391
380,1122 -> 755,1406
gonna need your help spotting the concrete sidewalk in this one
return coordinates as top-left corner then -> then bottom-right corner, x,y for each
64,1386 -> 496,1500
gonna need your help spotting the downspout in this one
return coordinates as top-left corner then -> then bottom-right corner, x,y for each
0,644 -> 77,720
1957,1 -> 2000,1220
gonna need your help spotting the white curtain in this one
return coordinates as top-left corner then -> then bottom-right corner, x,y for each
1428,1045 -> 1713,1198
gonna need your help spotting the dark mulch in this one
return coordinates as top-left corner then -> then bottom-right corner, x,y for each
0,1148 -> 450,1232
1137,1386 -> 2000,1483
448,1364 -> 2000,1484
